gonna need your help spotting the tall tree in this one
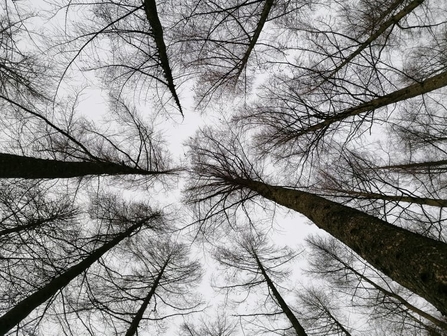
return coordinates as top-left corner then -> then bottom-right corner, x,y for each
186,129 -> 447,316
0,195 -> 164,335
60,238 -> 203,336
294,286 -> 353,336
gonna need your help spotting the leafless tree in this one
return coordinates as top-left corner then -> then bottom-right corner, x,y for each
212,232 -> 306,335
294,286 -> 353,336
0,194 -> 165,335
186,127 -> 447,316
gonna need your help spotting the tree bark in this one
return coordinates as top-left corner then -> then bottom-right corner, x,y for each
254,253 -> 308,336
124,260 -> 169,336
0,153 -> 169,179
0,217 -> 151,334
233,177 -> 447,315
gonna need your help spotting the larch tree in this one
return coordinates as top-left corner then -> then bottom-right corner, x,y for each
57,237 -> 203,336
1,0 -> 447,334
0,194 -> 165,335
186,128 -> 447,316
213,233 -> 306,336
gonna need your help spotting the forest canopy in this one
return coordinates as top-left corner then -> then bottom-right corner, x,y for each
1,0 -> 447,335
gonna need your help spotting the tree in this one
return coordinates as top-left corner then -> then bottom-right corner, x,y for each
186,128 -> 447,316
213,233 -> 306,336
60,238 -> 203,336
294,286 -> 353,336
305,235 -> 447,335
0,194 -> 164,335
0,95 -> 177,181
180,313 -> 238,336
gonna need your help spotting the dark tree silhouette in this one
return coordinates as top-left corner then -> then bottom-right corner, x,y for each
0,195 -> 164,335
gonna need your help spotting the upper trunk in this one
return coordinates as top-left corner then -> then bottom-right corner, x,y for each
321,0 -> 424,85
0,153 -> 167,179
234,177 -> 447,315
143,0 -> 183,116
297,70 -> 447,137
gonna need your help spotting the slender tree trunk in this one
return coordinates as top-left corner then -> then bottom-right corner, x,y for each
297,70 -> 447,137
0,217 -> 150,334
323,309 -> 352,336
233,177 -> 447,315
0,216 -> 60,237
253,254 -> 308,336
377,159 -> 447,173
143,0 -> 183,116
124,260 -> 169,336
321,0 -> 424,84
0,153 -> 168,179
234,0 -> 274,81
324,188 -> 447,207
311,239 -> 447,330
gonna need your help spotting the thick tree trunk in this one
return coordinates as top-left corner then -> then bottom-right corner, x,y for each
124,260 -> 169,336
254,254 -> 308,336
234,178 -> 447,315
0,217 -> 149,334
310,239 -> 447,330
0,153 -> 166,179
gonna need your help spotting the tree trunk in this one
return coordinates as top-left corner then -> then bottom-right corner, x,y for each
254,254 -> 308,336
234,0 -> 274,81
0,216 -> 60,237
0,153 -> 167,179
324,188 -> 447,207
322,0 -> 424,84
234,177 -> 447,315
143,0 -> 183,116
124,260 -> 169,336
298,70 -> 447,137
0,217 -> 150,334
310,238 -> 447,330
377,159 -> 447,173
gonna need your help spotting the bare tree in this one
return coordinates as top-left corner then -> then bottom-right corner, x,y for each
295,286 -> 353,336
0,194 -> 164,335
180,313 -> 238,336
186,128 -> 447,316
171,0 -> 309,107
0,95 -> 178,181
60,238 -> 203,336
213,233 -> 306,336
